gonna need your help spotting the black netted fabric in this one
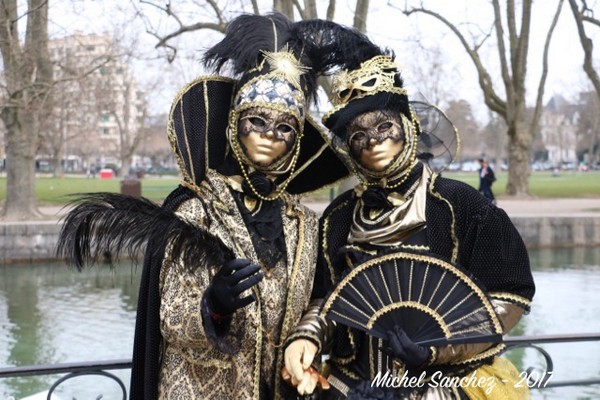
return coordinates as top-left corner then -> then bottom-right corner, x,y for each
429,176 -> 535,299
129,185 -> 195,400
170,79 -> 233,185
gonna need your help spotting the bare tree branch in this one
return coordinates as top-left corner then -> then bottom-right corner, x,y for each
251,0 -> 260,15
569,0 -> 600,103
531,0 -> 564,133
353,0 -> 369,32
491,0 -> 512,105
403,7 -> 506,114
292,0 -> 307,20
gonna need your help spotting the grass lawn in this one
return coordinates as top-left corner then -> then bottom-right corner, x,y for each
0,170 -> 598,205
440,170 -> 600,198
0,176 -> 180,205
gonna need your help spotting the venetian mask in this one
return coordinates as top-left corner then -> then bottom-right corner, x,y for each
237,107 -> 299,168
347,110 -> 405,172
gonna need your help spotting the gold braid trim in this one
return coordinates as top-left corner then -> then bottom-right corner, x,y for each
273,200 -> 305,397
428,172 -> 459,264
252,286 -> 263,400
489,292 -> 532,310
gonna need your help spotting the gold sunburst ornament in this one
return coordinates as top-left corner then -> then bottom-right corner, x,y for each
261,46 -> 310,90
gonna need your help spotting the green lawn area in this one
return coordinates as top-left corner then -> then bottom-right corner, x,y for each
0,170 -> 598,205
440,170 -> 600,198
0,176 -> 180,205
316,170 -> 600,201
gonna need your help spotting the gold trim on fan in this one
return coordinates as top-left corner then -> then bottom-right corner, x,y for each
366,301 -> 451,337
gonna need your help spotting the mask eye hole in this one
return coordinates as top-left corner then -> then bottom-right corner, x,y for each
361,77 -> 377,88
248,117 -> 267,128
277,123 -> 294,134
377,121 -> 393,133
348,131 -> 367,146
339,88 -> 352,100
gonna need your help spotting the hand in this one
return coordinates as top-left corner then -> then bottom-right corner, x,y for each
209,258 -> 263,316
284,339 -> 318,384
281,366 -> 330,395
384,326 -> 431,369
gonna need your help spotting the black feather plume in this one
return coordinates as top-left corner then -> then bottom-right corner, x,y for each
202,13 -> 324,104
203,13 -> 293,76
291,19 -> 392,73
57,192 -> 234,271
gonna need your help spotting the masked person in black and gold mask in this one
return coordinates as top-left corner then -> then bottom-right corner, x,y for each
282,27 -> 535,400
57,14 -> 349,400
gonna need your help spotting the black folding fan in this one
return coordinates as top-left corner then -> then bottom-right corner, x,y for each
321,252 -> 503,347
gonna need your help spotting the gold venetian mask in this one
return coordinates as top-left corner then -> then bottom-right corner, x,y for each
237,107 -> 299,168
347,110 -> 405,172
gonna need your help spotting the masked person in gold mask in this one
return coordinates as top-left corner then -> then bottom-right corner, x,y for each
282,28 -> 535,400
57,14 -> 349,400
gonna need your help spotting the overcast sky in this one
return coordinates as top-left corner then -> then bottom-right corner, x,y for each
46,0 -> 597,121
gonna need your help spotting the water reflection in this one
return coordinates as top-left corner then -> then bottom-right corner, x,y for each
0,262 -> 140,399
0,248 -> 599,399
510,246 -> 600,400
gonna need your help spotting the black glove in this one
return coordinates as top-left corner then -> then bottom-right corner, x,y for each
209,258 -> 263,316
384,326 -> 431,369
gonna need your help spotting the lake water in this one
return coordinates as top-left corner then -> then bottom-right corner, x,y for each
1,247 -> 599,399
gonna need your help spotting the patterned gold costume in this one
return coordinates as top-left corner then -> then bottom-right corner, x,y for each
157,170 -> 319,399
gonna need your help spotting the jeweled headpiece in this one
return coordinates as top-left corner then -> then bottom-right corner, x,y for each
329,56 -> 407,107
233,47 -> 309,124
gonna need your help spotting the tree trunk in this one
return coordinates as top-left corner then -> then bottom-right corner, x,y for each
353,0 -> 370,32
506,118 -> 532,196
3,109 -> 38,219
273,0 -> 294,19
0,0 -> 51,219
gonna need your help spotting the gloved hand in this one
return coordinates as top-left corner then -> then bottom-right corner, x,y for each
209,258 -> 263,316
384,326 -> 431,369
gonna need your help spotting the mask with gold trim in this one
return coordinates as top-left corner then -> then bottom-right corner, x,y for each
323,53 -> 458,187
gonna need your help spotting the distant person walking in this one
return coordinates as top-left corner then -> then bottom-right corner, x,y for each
478,158 -> 496,204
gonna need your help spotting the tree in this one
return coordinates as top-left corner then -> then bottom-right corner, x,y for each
0,0 -> 52,219
568,0 -> 600,165
39,33 -> 117,177
576,91 -> 600,164
402,0 -> 564,197
444,99 -> 482,161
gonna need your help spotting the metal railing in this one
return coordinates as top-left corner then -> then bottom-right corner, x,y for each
1,333 -> 599,399
0,360 -> 130,400
503,333 -> 600,389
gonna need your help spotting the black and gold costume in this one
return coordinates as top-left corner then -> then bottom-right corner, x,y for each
57,14 -> 351,400
282,23 -> 536,400
312,162 -> 535,399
